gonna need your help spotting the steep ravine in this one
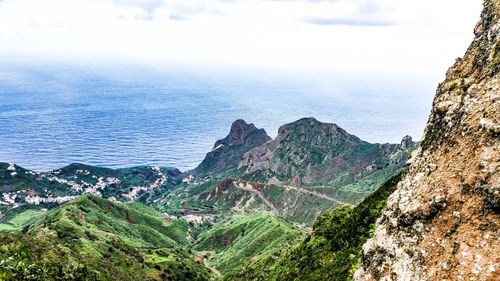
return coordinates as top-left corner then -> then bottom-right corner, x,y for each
355,0 -> 499,280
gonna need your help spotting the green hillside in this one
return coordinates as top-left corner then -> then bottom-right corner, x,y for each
0,163 -> 182,226
193,212 -> 305,274
0,117 -> 415,280
223,171 -> 404,281
0,195 -> 211,281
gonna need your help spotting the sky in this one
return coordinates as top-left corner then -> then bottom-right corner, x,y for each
0,0 -> 484,75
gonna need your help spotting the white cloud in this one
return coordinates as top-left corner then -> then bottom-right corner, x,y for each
113,0 -> 164,9
0,0 -> 483,75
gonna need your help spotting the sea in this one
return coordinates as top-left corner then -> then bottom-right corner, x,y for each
0,61 -> 438,172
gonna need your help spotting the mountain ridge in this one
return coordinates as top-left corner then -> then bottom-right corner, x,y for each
239,117 -> 415,187
1,117 -> 415,229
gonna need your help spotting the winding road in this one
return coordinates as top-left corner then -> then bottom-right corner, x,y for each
233,180 -> 350,216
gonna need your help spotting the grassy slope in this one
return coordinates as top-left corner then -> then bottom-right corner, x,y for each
0,195 -> 211,281
0,209 -> 45,232
151,168 -> 245,215
261,184 -> 340,225
156,167 -> 340,226
305,165 -> 405,204
193,212 -> 306,274
224,171 -> 404,281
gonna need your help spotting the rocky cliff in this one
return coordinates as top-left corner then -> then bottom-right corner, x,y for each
355,1 -> 499,280
193,119 -> 271,177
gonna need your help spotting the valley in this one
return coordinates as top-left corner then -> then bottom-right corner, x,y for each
0,117 -> 415,280
0,1 -> 498,279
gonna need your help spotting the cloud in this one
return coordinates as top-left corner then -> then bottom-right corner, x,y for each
113,0 -> 164,10
113,0 -> 388,25
306,17 -> 394,26
114,0 -> 165,20
168,13 -> 185,21
357,1 -> 378,14
167,2 -> 208,21
298,0 -> 395,27
0,0 -> 483,76
265,0 -> 337,2
134,12 -> 154,21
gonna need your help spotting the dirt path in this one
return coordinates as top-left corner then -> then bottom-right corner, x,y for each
233,180 -> 350,215
234,182 -> 280,215
284,185 -> 349,205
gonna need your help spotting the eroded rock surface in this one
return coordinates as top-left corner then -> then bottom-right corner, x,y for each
355,1 -> 500,280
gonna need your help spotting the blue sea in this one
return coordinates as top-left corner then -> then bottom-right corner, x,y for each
0,61 -> 438,172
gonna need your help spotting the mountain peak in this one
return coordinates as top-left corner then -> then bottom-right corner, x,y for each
193,120 -> 271,177
286,117 -> 334,127
221,119 -> 261,147
277,117 -> 355,143
291,117 -> 322,125
400,135 -> 414,150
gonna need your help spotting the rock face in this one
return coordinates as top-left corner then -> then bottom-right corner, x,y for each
239,117 -> 416,186
355,1 -> 499,280
193,119 -> 271,177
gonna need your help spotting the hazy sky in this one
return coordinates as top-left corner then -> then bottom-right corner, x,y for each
0,0 -> 483,74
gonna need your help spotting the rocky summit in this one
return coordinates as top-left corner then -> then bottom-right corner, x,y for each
192,119 -> 271,178
355,0 -> 500,280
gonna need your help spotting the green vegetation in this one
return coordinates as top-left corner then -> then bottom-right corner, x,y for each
0,209 -> 45,232
449,81 -> 458,90
0,118 -> 414,280
305,165 -> 404,204
0,195 -> 211,281
194,212 -> 305,274
0,169 -> 404,280
151,168 -> 245,215
226,171 -> 404,281
0,248 -> 97,281
261,184 -> 340,225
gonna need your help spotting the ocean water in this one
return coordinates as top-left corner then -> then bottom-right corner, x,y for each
0,62 -> 437,172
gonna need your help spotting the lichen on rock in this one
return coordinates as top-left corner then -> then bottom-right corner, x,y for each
355,1 -> 500,280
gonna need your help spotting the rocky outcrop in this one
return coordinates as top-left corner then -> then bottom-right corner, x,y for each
193,119 -> 271,177
355,1 -> 499,280
239,117 -> 416,187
